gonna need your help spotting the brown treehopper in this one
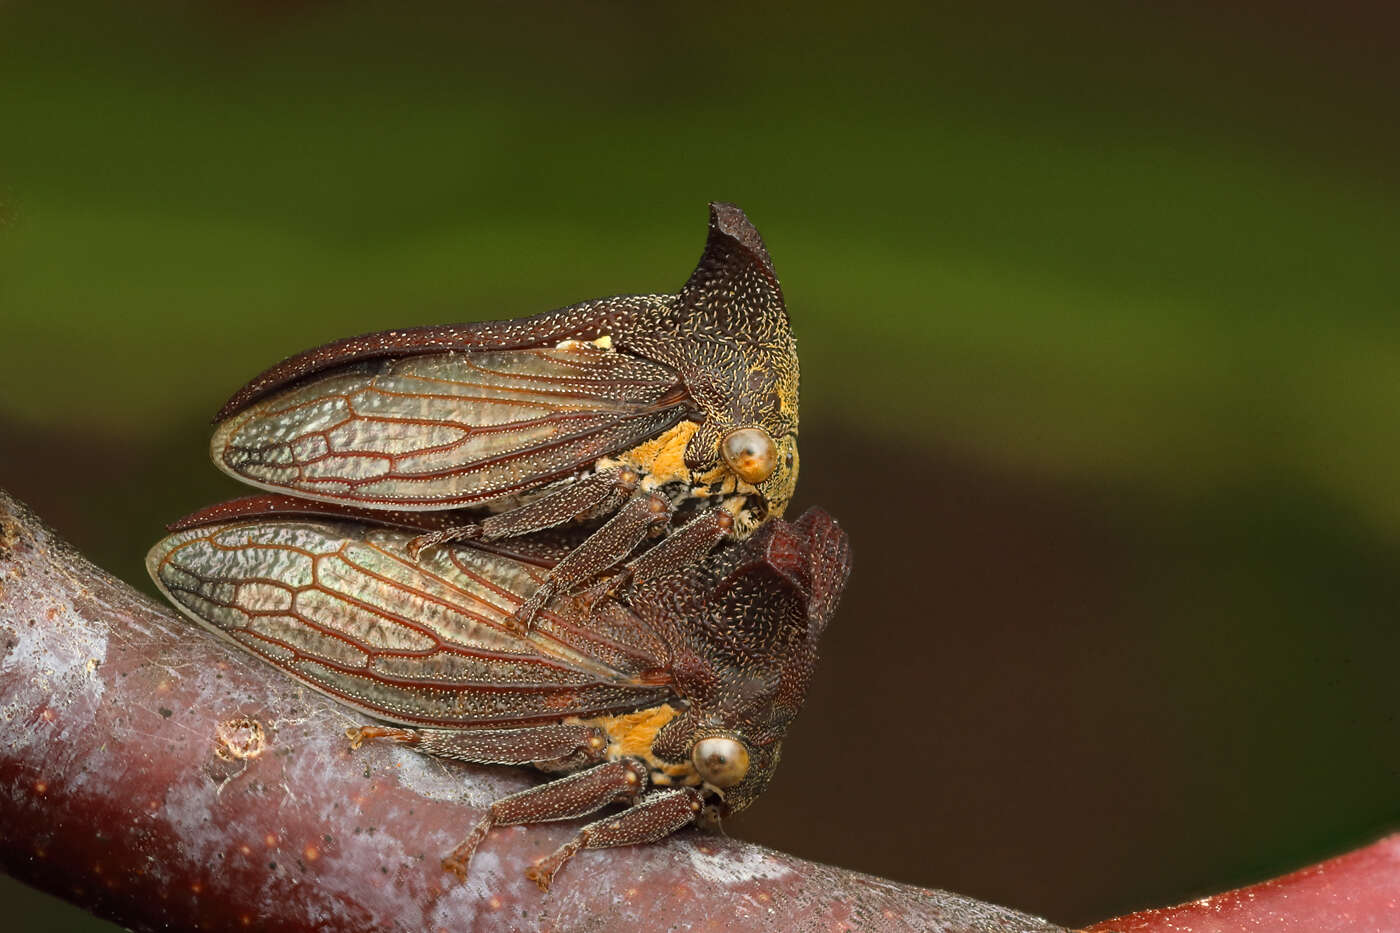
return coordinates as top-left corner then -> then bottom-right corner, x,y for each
199,202 -> 800,628
146,506 -> 851,889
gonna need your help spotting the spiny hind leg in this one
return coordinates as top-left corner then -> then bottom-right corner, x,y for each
510,491 -> 673,630
406,467 -> 641,559
583,507 -> 734,612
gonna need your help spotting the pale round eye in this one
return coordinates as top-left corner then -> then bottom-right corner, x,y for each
691,736 -> 750,788
721,428 -> 778,484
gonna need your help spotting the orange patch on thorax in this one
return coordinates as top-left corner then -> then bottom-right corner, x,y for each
603,420 -> 755,503
575,703 -> 697,782
608,421 -> 698,487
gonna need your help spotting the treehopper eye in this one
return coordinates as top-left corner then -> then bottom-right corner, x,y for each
146,505 -> 851,890
691,736 -> 751,788
201,202 -> 802,629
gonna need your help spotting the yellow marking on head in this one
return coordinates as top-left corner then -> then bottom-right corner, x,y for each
758,433 -> 798,519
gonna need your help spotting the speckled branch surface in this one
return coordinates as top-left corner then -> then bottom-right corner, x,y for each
0,489 -> 1066,933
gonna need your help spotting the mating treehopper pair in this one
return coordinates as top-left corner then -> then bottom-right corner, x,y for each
148,203 -> 851,888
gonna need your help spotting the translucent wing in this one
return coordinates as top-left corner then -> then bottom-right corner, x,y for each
212,344 -> 689,509
146,519 -> 674,727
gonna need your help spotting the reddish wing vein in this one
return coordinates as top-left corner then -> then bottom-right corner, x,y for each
211,344 -> 690,509
146,519 -> 673,727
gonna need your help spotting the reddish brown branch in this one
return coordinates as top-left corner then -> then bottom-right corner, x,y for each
1089,834 -> 1400,933
0,489 -> 1066,933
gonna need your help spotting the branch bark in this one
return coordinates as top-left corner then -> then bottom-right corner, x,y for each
0,489 -> 1066,933
1089,833 -> 1400,933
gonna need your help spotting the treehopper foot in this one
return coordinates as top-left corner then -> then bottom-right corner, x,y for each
526,850 -> 572,892
441,813 -> 494,880
346,725 -> 419,750
405,524 -> 482,562
442,854 -> 473,882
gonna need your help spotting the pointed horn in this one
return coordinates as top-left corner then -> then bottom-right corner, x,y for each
678,202 -> 786,313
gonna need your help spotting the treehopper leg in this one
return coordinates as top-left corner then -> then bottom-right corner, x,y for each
526,786 -> 704,891
444,758 -> 649,880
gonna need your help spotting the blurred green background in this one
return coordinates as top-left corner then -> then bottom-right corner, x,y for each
1,1 -> 1397,928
